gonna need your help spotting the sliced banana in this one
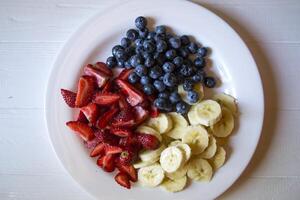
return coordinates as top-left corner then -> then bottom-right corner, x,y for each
166,112 -> 189,139
136,126 -> 162,142
187,105 -> 199,125
213,93 -> 237,114
139,144 -> 166,162
178,83 -> 204,105
168,140 -> 182,147
160,146 -> 184,173
199,135 -> 217,159
187,158 -> 213,181
166,164 -> 188,180
211,107 -> 234,138
138,163 -> 165,187
133,157 -> 160,169
176,143 -> 191,162
211,146 -> 226,170
182,125 -> 209,155
160,176 -> 187,193
145,113 -> 173,134
192,100 -> 222,126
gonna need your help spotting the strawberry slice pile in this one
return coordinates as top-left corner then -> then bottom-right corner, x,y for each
61,62 -> 160,189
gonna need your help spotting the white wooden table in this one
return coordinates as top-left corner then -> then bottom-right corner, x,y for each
1,0 -> 299,199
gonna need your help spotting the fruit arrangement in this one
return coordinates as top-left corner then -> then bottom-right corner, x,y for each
60,16 -> 238,192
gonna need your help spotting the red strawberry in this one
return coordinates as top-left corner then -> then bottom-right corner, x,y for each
96,107 -> 119,129
66,121 -> 95,141
115,172 -> 131,189
94,129 -> 119,145
94,62 -> 113,77
137,133 -> 160,150
118,149 -> 137,166
61,89 -> 76,108
90,143 -> 106,157
93,93 -> 120,105
150,105 -> 160,118
105,145 -> 123,155
115,79 -> 144,106
84,136 -> 102,149
97,156 -> 105,167
76,111 -> 89,123
116,163 -> 138,182
75,76 -> 96,107
84,64 -> 109,88
80,103 -> 99,124
110,127 -> 132,137
118,95 -> 130,109
112,108 -> 135,127
117,69 -> 133,81
102,154 -> 116,172
101,80 -> 113,93
133,106 -> 149,125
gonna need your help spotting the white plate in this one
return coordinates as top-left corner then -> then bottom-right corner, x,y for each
45,0 -> 264,199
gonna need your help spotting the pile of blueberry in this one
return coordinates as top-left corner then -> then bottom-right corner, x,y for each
106,16 -> 216,114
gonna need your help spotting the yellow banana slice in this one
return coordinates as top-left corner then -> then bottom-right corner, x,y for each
160,146 -> 184,173
145,113 -> 173,134
165,164 -> 188,180
136,125 -> 162,142
211,107 -> 234,138
199,135 -> 217,159
160,176 -> 187,193
213,93 -> 237,114
211,146 -> 226,170
187,158 -> 213,181
139,144 -> 166,162
182,125 -> 209,155
166,112 -> 188,139
138,163 -> 165,187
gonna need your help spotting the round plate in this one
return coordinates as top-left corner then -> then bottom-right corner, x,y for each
45,0 -> 264,199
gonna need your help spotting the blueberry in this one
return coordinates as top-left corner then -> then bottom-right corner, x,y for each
139,28 -> 149,38
158,92 -> 169,99
135,65 -> 147,77
176,101 -> 189,114
156,40 -> 168,53
128,72 -> 140,84
187,91 -> 199,103
135,16 -> 147,30
154,33 -> 166,42
163,102 -> 173,112
194,57 -> 205,69
162,62 -> 175,73
115,48 -> 127,61
135,38 -> 144,47
142,51 -> 152,59
188,42 -> 198,54
130,55 -> 143,67
124,46 -> 135,56
169,92 -> 181,104
173,56 -> 183,67
155,25 -> 166,34
147,31 -> 156,40
180,64 -> 195,77
149,66 -> 163,79
191,73 -> 204,82
112,45 -> 124,57
197,47 -> 208,57
163,73 -> 177,87
124,60 -> 132,69
143,84 -> 155,95
165,49 -> 177,60
183,79 -> 194,91
180,35 -> 190,46
144,57 -> 155,68
140,76 -> 152,85
153,80 -> 166,92
178,47 -> 189,58
154,52 -> 166,66
166,33 -> 173,40
117,60 -> 125,68
143,40 -> 156,53
154,97 -> 167,109
196,70 -> 206,78
204,76 -> 216,88
126,29 -> 139,41
106,56 -> 117,68
135,46 -> 143,54
169,37 -> 181,49
121,37 -> 131,48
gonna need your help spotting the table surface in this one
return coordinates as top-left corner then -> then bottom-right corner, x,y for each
1,0 -> 300,199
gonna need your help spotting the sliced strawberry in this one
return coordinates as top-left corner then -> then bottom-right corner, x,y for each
119,136 -> 137,147
115,172 -> 131,189
66,121 -> 95,141
115,79 -> 144,106
90,143 -> 106,157
96,107 -> 119,129
102,154 -> 116,172
133,106 -> 149,125
76,111 -> 89,123
94,129 -> 119,145
84,136 -> 102,149
101,80 -> 113,93
137,133 -> 160,150
118,95 -> 130,110
75,75 -> 96,107
84,64 -> 109,88
150,105 -> 160,118
116,162 -> 137,182
97,156 -> 105,167
61,89 -> 76,108
118,149 -> 137,166
110,127 -> 132,137
105,145 -> 122,155
117,69 -> 133,81
80,103 -> 99,124
94,62 -> 113,77
139,99 -> 150,109
93,93 -> 120,105
112,108 -> 135,127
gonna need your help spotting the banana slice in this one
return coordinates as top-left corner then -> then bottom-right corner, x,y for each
168,140 -> 182,147
213,93 -> 237,114
199,135 -> 217,159
160,176 -> 187,193
166,164 -> 188,180
160,146 -> 184,173
187,158 -> 213,181
211,146 -> 226,170
145,113 -> 173,134
136,126 -> 162,142
133,157 -> 160,169
166,112 -> 189,139
178,83 -> 204,105
187,105 -> 199,125
176,143 -> 191,162
139,144 -> 166,162
211,107 -> 234,138
191,100 -> 222,126
182,125 -> 209,155
138,163 -> 165,187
